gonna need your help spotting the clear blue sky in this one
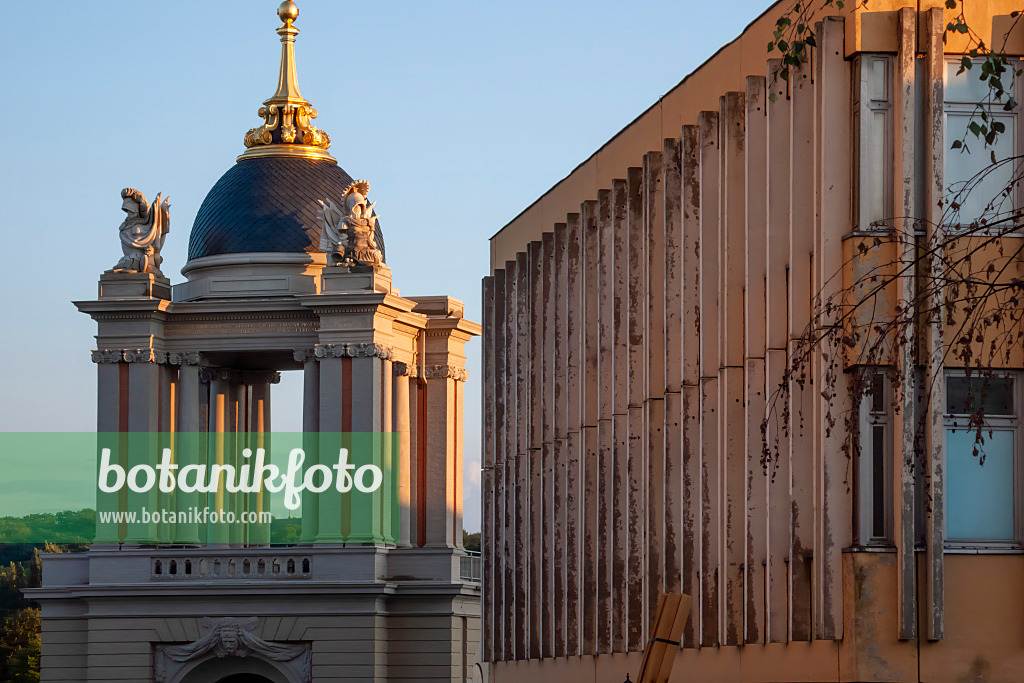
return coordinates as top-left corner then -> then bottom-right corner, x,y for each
0,0 -> 775,531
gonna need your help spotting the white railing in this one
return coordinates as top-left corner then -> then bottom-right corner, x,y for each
460,551 -> 481,583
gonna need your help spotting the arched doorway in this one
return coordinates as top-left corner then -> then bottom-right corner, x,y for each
177,655 -> 296,683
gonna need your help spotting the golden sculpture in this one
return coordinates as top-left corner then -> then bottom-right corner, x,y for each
239,1 -> 333,161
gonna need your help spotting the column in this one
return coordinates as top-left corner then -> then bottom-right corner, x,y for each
395,362 -> 413,547
298,348 -> 320,543
124,348 -> 161,545
92,350 -> 125,545
316,344 -> 348,544
169,352 -> 204,545
206,369 -> 232,546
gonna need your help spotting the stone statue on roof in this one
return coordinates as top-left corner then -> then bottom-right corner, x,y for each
317,179 -> 383,268
110,187 -> 171,277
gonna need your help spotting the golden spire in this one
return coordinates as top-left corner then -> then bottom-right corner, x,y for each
239,1 -> 334,162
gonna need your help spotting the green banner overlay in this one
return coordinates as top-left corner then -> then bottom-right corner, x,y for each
0,432 -> 399,545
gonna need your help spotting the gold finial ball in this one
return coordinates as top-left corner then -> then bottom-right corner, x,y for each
278,1 -> 299,24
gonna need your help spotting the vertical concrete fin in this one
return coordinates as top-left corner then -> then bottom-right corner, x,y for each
611,180 -> 630,653
923,5 -> 946,643
680,124 -> 703,648
482,274 -> 496,662
502,262 -> 517,659
893,5 -> 918,642
566,212 -> 583,655
744,75 -> 769,645
553,222 -> 569,657
698,110 -> 722,647
581,200 -> 601,654
662,137 -> 684,615
789,57 -> 816,643
597,189 -> 616,654
514,250 -> 530,657
541,233 -> 556,658
644,152 -> 667,639
720,91 -> 747,647
527,241 -> 544,659
814,15 -> 853,642
626,166 -> 647,650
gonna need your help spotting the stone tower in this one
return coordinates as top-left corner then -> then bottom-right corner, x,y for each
34,3 -> 481,681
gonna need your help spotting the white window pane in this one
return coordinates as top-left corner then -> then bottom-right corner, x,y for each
944,112 -> 1015,225
946,61 -> 992,103
946,428 -> 1015,540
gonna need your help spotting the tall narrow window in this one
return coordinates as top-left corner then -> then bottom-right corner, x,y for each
858,371 -> 893,545
944,371 -> 1021,546
854,55 -> 893,231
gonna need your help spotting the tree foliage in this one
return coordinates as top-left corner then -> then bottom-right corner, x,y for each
762,0 -> 1024,475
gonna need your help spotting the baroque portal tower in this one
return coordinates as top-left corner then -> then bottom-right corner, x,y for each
34,3 -> 481,682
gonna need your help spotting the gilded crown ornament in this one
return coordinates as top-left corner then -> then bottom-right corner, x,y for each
239,1 -> 334,162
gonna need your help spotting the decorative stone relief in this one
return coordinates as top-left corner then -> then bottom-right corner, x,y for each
317,180 -> 383,267
394,362 -> 420,378
423,364 -> 469,382
293,348 -> 315,363
166,351 -> 202,366
313,342 -> 393,360
123,348 -> 165,364
91,349 -> 123,364
91,349 -> 169,364
110,188 -> 171,277
154,616 -> 311,683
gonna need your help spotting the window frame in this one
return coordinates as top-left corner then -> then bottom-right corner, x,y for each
943,369 -> 1024,551
853,54 -> 894,233
942,57 -> 1024,233
856,370 -> 894,547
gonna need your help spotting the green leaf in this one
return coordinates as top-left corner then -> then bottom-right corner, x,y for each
836,0 -> 844,8
993,120 -> 1006,133
768,40 -> 775,53
969,121 -> 982,136
778,39 -> 789,51
769,92 -> 779,103
991,150 -> 998,163
951,139 -> 963,149
961,56 -> 973,70
805,33 -> 817,47
945,0 -> 957,8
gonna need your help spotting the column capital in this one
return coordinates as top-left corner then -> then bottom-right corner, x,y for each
423,364 -> 469,382
293,348 -> 316,362
395,362 -> 420,378
166,351 -> 203,366
91,348 -> 168,364
313,342 -> 394,360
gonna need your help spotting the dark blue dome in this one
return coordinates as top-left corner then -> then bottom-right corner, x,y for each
187,157 -> 385,261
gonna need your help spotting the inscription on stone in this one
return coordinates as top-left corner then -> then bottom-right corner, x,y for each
165,320 -> 320,337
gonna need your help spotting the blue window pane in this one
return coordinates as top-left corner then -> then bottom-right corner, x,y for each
946,429 -> 1015,541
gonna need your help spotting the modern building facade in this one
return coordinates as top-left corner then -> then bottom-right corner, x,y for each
482,1 -> 1024,681
34,3 -> 480,682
